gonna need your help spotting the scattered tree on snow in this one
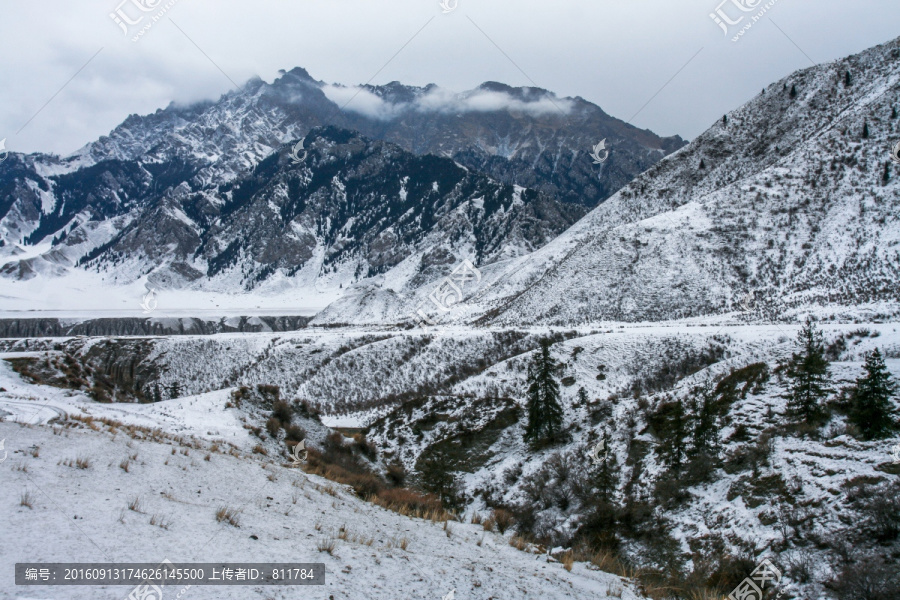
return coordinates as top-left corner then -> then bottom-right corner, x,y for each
849,348 -> 898,440
782,318 -> 832,427
523,339 -> 564,446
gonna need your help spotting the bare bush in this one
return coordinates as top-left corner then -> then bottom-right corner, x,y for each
492,509 -> 515,534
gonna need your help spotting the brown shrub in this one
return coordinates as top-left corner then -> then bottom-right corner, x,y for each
372,488 -> 445,518
265,417 -> 282,437
353,434 -> 377,460
272,400 -> 293,425
492,508 -> 515,534
284,425 -> 306,443
385,460 -> 407,487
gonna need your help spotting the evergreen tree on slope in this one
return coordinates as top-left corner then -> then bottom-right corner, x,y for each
849,348 -> 898,440
783,318 -> 832,427
524,339 -> 564,446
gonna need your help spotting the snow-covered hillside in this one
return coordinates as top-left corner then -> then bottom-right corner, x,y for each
319,35 -> 900,326
2,319 -> 898,599
0,354 -> 642,600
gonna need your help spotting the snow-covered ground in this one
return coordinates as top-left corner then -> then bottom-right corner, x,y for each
1,319 -> 898,600
0,269 -> 334,319
0,350 -> 641,600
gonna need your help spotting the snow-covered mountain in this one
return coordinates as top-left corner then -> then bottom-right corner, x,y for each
324,36 -> 900,326
0,68 -> 683,303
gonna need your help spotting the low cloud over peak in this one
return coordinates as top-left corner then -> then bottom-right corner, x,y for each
321,83 -> 573,121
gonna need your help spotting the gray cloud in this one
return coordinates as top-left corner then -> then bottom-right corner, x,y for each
0,0 -> 897,156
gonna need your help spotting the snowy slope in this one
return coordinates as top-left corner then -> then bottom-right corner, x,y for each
470,36 -> 900,325
2,318 -> 898,599
0,357 -> 643,600
319,35 -> 900,326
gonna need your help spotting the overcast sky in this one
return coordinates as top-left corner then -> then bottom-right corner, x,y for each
1,0 -> 898,156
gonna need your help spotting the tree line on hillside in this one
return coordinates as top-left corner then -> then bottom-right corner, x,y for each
505,323 -> 899,597
522,320 -> 899,450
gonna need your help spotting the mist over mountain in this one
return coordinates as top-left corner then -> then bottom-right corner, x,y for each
0,68 -> 683,301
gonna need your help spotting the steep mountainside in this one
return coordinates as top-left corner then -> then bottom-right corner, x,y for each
80,127 -> 583,291
319,36 -> 900,326
461,36 -> 900,325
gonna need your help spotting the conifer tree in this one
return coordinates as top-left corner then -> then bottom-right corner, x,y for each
849,348 -> 898,440
844,70 -> 851,87
577,387 -> 589,407
656,398 -> 688,473
789,84 -> 798,98
862,122 -> 870,138
783,318 -> 832,426
524,339 -> 564,445
418,450 -> 459,508
690,382 -> 719,458
580,429 -> 621,550
593,429 -> 619,505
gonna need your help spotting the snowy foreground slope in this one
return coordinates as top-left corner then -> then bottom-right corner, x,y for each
1,320 -> 898,599
0,371 -> 639,600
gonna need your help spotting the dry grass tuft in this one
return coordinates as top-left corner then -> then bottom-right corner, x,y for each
20,490 -> 34,509
561,551 -> 574,572
215,505 -> 241,527
316,536 -> 337,555
127,496 -> 143,513
149,513 -> 171,529
385,537 -> 410,550
60,456 -> 92,469
509,535 -> 528,551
